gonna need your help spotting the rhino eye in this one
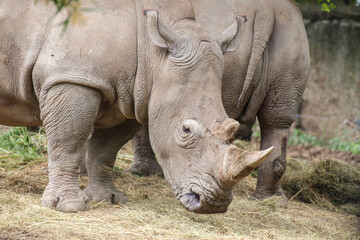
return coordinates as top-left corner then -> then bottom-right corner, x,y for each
182,125 -> 191,133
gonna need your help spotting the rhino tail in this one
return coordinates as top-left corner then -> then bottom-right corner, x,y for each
237,2 -> 274,112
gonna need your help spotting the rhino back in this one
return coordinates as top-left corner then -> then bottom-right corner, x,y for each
193,0 -> 309,123
33,0 -> 138,127
0,0 -> 138,127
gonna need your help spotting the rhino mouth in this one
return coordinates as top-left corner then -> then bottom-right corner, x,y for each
178,187 -> 233,214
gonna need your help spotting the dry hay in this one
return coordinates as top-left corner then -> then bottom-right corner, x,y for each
282,158 -> 360,215
1,147 -> 359,240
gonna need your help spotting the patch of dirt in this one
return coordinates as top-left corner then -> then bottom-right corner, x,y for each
0,162 -> 48,194
288,145 -> 360,166
0,125 -> 9,133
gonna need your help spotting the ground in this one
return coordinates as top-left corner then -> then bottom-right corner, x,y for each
288,145 -> 360,166
0,140 -> 359,240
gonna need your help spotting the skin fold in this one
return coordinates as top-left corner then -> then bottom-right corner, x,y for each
0,0 -> 275,213
128,0 -> 310,204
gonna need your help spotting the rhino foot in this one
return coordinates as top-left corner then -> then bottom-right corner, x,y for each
57,198 -> 89,212
40,188 -> 89,212
40,195 -> 58,208
126,160 -> 164,177
250,188 -> 288,208
84,185 -> 128,205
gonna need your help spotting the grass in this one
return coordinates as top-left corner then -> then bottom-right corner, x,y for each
1,162 -> 359,240
288,129 -> 360,155
0,127 -> 359,239
0,127 -> 47,169
282,158 -> 360,215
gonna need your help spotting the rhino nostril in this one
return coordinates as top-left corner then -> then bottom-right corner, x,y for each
180,191 -> 201,212
188,192 -> 200,204
225,138 -> 234,145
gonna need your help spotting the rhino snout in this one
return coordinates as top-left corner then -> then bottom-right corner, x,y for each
179,189 -> 232,214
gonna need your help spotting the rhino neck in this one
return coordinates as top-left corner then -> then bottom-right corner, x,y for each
133,0 -> 195,125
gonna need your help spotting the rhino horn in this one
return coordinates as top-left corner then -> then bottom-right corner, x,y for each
219,145 -> 274,187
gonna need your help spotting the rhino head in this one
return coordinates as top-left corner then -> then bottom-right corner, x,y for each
145,11 -> 273,213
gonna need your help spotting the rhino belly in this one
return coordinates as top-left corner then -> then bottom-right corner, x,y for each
0,97 -> 41,126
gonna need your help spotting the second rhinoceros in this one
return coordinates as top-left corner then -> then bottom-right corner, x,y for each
128,0 -> 310,204
0,0 -> 274,213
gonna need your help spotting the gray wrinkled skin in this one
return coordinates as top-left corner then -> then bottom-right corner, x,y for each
129,0 -> 310,205
0,0 -> 273,213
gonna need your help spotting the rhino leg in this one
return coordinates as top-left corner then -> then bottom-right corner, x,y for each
235,118 -> 255,141
84,120 -> 141,204
127,125 -> 163,177
40,83 -> 101,212
252,125 -> 289,206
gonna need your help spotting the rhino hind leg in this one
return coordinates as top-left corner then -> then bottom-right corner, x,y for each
40,83 -> 101,212
251,125 -> 289,207
127,125 -> 163,177
252,102 -> 294,205
84,120 -> 141,204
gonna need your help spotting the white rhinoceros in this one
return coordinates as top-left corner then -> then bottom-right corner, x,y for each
0,0 -> 274,213
128,0 -> 310,205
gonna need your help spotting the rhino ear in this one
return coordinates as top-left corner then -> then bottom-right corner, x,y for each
217,16 -> 246,54
145,10 -> 180,52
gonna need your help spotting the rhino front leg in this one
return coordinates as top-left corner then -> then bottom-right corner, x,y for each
40,83 -> 101,212
127,125 -> 163,177
84,120 -> 141,204
252,124 -> 289,205
235,118 -> 256,141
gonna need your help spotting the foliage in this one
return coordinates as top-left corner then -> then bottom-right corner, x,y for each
288,129 -> 360,155
35,0 -> 89,31
282,158 -> 360,215
319,0 -> 336,12
288,129 -> 325,146
294,0 -> 337,11
0,127 -> 47,169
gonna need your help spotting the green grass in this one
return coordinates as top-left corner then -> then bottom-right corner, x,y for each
0,127 -> 47,169
289,129 -> 360,155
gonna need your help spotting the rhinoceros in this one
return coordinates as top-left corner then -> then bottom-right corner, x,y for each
0,0 -> 275,213
127,0 -> 310,204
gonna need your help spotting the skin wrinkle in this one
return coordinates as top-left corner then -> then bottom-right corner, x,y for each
129,0 -> 310,209
176,155 -> 233,204
175,137 -> 233,203
169,41 -> 224,72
